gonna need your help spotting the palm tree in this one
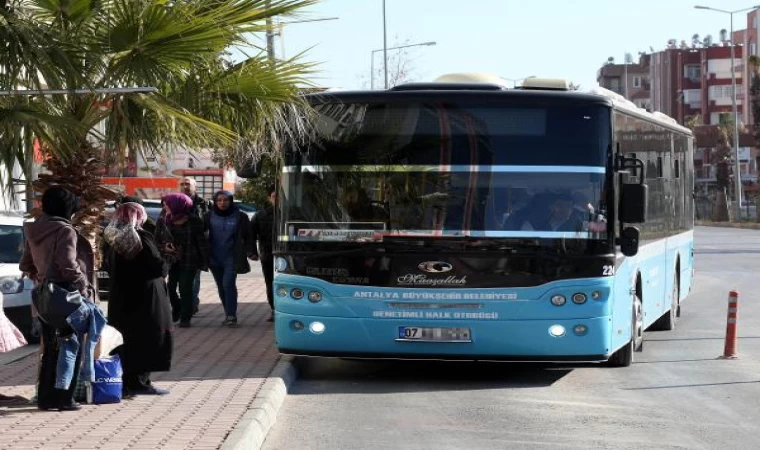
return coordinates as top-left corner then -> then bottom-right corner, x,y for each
1,0 -> 316,246
750,55 -> 760,143
713,116 -> 739,222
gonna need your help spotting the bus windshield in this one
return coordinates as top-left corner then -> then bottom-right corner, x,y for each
281,100 -> 611,246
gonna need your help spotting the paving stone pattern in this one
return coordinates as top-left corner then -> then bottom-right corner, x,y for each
0,272 -> 277,450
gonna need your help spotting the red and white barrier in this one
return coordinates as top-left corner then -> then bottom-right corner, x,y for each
720,290 -> 739,359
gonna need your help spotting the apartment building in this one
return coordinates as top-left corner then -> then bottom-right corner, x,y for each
596,54 -> 651,110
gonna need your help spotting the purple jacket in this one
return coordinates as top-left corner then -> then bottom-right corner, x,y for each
20,215 -> 96,300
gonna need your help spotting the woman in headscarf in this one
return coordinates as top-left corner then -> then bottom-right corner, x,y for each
155,193 -> 209,327
119,196 -> 157,234
20,186 -> 96,411
204,191 -> 253,327
103,202 -> 172,396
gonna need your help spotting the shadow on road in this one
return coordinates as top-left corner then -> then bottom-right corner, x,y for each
645,336 -> 760,342
633,358 -> 723,364
291,357 -> 573,394
695,249 -> 760,255
625,380 -> 760,390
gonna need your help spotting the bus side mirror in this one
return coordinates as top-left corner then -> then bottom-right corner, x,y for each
620,183 -> 647,223
236,158 -> 262,179
619,226 -> 640,257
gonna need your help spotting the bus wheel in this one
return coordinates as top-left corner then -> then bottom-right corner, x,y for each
606,294 -> 643,367
652,276 -> 679,331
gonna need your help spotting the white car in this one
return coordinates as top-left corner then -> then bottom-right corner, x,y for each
0,211 -> 37,343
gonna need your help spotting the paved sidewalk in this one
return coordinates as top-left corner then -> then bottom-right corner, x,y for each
0,271 -> 282,450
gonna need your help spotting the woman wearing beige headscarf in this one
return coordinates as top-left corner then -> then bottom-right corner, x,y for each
104,202 -> 173,396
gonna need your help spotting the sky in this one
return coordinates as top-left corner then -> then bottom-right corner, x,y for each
251,0 -> 760,91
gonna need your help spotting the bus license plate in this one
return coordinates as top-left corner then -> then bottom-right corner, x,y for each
397,327 -> 471,342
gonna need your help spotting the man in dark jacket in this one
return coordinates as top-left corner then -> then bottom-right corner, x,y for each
180,177 -> 209,219
250,185 -> 276,321
180,177 -> 208,315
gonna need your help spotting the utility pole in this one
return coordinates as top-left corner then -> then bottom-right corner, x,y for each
383,0 -> 389,89
266,1 -> 276,61
624,53 -> 629,99
695,4 -> 760,221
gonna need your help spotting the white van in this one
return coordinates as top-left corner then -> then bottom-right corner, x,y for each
0,211 -> 37,343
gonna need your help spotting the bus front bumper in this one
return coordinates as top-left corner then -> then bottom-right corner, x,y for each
275,313 -> 613,362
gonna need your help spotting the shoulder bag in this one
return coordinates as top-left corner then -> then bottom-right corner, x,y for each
31,229 -> 83,329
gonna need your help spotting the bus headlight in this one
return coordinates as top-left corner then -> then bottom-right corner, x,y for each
549,325 -> 566,337
591,291 -> 602,300
309,322 -> 326,334
308,291 -> 322,303
291,288 -> 304,300
573,324 -> 589,336
275,257 -> 288,272
551,295 -> 566,306
572,293 -> 587,304
277,287 -> 288,297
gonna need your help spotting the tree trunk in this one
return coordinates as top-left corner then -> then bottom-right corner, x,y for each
31,149 -> 121,269
713,188 -> 730,222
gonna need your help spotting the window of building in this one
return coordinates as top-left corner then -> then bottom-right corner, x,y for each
609,77 -> 622,93
752,43 -> 758,56
685,65 -> 701,81
708,84 -> 744,102
707,59 -> 744,79
192,174 -> 223,198
712,111 -> 744,125
675,159 -> 680,178
683,89 -> 701,108
633,76 -> 641,88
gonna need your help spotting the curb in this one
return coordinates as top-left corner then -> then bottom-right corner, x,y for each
696,221 -> 760,230
220,355 -> 298,450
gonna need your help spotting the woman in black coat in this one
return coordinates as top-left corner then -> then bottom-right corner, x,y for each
104,202 -> 173,396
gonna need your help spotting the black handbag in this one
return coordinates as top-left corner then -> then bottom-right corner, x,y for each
33,282 -> 82,329
31,231 -> 83,329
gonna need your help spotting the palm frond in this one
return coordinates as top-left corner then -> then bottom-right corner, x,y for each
0,2 -> 82,91
1,0 -> 319,215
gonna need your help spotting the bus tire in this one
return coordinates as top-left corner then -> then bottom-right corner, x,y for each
606,294 -> 643,367
651,275 -> 679,331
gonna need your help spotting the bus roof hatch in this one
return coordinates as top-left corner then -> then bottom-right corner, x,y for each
519,78 -> 571,91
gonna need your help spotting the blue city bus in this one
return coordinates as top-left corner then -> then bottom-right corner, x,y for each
267,74 -> 694,367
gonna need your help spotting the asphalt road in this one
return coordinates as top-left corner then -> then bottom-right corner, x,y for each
263,227 -> 760,450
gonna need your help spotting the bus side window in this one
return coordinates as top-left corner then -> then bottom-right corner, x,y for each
657,156 -> 663,178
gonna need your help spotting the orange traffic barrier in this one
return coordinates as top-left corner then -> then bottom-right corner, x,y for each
720,290 -> 739,359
